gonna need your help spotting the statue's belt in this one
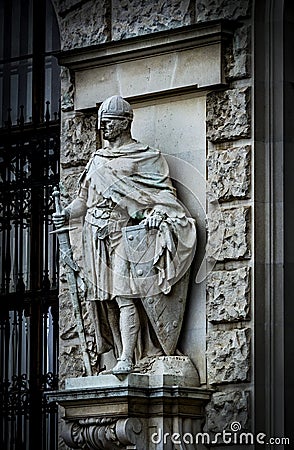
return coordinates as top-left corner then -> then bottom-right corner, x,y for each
85,206 -> 127,229
86,207 -> 112,219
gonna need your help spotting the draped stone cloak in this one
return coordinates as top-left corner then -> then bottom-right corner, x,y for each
66,141 -> 197,357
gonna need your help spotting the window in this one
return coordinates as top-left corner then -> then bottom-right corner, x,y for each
0,1 -> 60,449
0,0 -> 60,126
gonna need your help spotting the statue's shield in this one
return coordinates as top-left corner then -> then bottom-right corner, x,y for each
122,224 -> 189,355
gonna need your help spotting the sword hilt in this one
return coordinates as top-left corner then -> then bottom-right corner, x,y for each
52,187 -> 63,215
49,226 -> 78,234
51,187 -> 77,234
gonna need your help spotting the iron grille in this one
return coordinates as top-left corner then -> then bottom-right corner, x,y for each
0,105 -> 60,450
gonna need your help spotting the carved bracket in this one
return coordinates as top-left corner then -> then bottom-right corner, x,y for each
62,417 -> 143,450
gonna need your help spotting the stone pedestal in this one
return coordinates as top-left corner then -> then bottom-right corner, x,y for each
48,357 -> 211,450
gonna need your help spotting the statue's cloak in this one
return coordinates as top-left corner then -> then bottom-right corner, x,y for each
69,141 -> 197,357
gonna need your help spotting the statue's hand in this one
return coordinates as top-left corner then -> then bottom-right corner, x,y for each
142,211 -> 164,229
52,211 -> 67,229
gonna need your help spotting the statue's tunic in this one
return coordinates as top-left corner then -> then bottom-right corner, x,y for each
65,141 -> 197,357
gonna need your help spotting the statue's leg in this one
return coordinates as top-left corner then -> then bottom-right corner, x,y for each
106,301 -> 122,358
112,297 -> 140,374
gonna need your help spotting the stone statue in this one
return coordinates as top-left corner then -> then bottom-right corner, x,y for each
53,95 -> 197,375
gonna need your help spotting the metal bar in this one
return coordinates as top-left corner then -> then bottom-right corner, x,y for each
16,311 -> 23,449
32,0 -> 46,124
2,0 -> 12,126
18,130 -> 25,290
1,228 -> 6,294
4,153 -> 11,294
44,125 -> 50,289
0,314 -> 5,445
18,309 -> 23,377
51,304 -> 58,380
14,152 -> 19,289
29,301 -> 43,450
18,0 -> 30,121
43,307 -> 48,378
4,313 -> 10,447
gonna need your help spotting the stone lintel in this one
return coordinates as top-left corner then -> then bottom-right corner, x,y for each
57,22 -> 233,70
56,22 -> 232,109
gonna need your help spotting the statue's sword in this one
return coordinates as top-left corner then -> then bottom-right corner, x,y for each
50,187 -> 92,376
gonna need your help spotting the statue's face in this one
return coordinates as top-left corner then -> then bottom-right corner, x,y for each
100,118 -> 127,141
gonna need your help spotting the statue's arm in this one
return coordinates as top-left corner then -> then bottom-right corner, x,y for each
64,186 -> 88,220
53,184 -> 88,228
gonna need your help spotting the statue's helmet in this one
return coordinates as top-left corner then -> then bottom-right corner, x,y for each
98,95 -> 133,129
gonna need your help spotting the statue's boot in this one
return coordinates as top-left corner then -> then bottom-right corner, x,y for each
112,298 -> 139,375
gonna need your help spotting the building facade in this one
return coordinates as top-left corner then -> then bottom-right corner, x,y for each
53,0 -> 294,446
1,0 -> 293,448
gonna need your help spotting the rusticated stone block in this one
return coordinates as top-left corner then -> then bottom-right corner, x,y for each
59,281 -> 95,338
207,146 -> 251,201
207,206 -> 250,261
59,167 -> 84,203
53,0 -> 110,50
196,0 -> 251,22
52,0 -> 83,16
207,328 -> 251,384
59,286 -> 99,379
225,25 -> 251,80
205,390 -> 250,436
59,289 -> 77,341
61,67 -> 74,112
206,87 -> 251,142
112,0 -> 195,40
61,113 -> 97,168
59,344 -> 84,387
207,267 -> 250,323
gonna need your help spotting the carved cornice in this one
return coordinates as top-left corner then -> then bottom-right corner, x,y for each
54,21 -> 233,110
56,21 -> 233,71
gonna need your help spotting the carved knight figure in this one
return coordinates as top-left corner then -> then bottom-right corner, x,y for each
53,95 -> 197,375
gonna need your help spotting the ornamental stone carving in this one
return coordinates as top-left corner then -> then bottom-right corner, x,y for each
207,328 -> 251,384
53,95 -> 197,377
207,145 -> 251,201
207,267 -> 250,323
206,87 -> 251,142
48,372 -> 211,450
207,206 -> 250,261
45,2 -> 255,449
62,417 -> 143,450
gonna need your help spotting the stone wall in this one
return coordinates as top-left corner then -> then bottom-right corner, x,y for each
204,0 -> 253,439
53,0 -> 254,445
